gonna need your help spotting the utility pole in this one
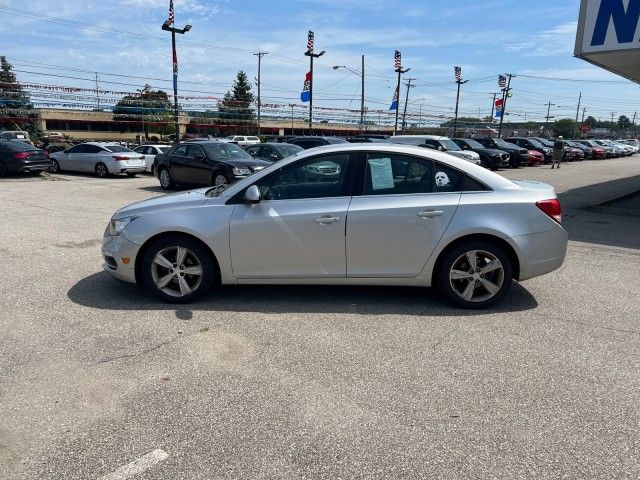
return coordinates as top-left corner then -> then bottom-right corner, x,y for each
633,111 -> 637,136
253,51 -> 268,136
573,91 -> 582,138
453,69 -> 469,138
497,73 -> 512,138
289,104 -> 295,135
545,101 -> 555,137
393,50 -> 410,135
333,55 -> 366,131
401,78 -> 415,132
304,31 -> 325,131
162,12 -> 192,143
94,73 -> 101,111
490,92 -> 499,121
581,107 -> 586,123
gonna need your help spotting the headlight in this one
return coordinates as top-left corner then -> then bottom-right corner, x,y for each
232,167 -> 251,176
108,217 -> 136,236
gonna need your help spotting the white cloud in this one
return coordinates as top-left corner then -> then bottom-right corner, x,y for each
505,21 -> 577,57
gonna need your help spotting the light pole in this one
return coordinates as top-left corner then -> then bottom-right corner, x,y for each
162,18 -> 191,143
254,51 -> 268,135
453,77 -> 469,138
393,50 -> 410,135
545,101 -> 555,137
333,54 -> 365,130
304,31 -> 325,131
401,78 -> 415,132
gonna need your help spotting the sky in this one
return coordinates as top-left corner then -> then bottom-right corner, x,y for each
2,0 -> 640,126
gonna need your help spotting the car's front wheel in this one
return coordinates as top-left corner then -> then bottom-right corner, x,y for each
436,241 -> 513,309
141,235 -> 217,303
49,160 -> 61,173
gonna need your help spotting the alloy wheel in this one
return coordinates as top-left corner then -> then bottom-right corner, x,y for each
50,160 -> 60,173
151,246 -> 203,298
214,174 -> 228,186
449,250 -> 504,303
160,169 -> 171,188
96,163 -> 108,178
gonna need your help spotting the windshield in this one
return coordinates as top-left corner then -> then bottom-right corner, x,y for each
279,145 -> 303,156
203,143 -> 252,159
440,139 -> 461,151
462,139 -> 484,149
493,139 -> 515,149
526,139 -> 545,148
104,145 -> 134,153
537,138 -> 554,147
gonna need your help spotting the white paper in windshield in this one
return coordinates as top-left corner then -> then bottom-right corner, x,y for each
369,157 -> 394,190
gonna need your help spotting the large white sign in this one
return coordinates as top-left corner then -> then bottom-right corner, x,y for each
576,0 -> 640,54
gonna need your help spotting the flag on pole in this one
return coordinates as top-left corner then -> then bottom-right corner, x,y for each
307,31 -> 314,51
494,98 -> 504,118
394,50 -> 402,71
172,39 -> 178,92
389,84 -> 399,110
454,66 -> 462,82
498,74 -> 507,89
168,0 -> 174,25
301,71 -> 311,102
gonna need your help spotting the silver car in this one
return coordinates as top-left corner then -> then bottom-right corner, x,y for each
133,144 -> 172,173
50,142 -> 146,177
102,144 -> 567,308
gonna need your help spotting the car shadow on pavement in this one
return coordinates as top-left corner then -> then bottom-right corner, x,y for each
137,185 -> 190,193
68,271 -> 538,317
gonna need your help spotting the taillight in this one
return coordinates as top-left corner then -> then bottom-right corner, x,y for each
112,155 -> 129,161
536,199 -> 562,224
13,152 -> 29,160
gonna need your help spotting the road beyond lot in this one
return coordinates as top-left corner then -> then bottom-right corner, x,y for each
1,159 -> 639,479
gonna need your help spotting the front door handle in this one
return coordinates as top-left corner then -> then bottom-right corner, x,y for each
417,210 -> 444,218
314,215 -> 340,224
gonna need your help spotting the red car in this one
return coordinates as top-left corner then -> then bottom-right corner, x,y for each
527,149 -> 544,166
591,147 -> 607,159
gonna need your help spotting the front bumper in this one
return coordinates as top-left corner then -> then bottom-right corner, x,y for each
102,234 -> 141,283
514,227 -> 568,281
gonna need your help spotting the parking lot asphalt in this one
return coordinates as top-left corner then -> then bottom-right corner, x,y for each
1,158 -> 639,479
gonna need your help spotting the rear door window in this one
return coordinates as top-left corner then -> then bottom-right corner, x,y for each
171,145 -> 188,157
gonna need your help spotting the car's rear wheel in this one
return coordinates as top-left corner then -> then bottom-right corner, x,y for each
95,162 -> 109,178
141,235 -> 217,303
159,168 -> 174,189
437,241 -> 513,309
49,160 -> 61,173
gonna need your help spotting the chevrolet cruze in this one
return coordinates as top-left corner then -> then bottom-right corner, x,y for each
102,144 -> 567,308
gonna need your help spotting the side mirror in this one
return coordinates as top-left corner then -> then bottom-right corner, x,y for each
244,185 -> 260,204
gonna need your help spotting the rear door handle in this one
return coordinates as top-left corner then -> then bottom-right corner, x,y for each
417,210 -> 444,218
314,215 -> 340,224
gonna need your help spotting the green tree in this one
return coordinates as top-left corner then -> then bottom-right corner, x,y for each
217,71 -> 255,133
552,118 -> 576,138
0,56 -> 41,139
617,115 -> 631,130
584,115 -> 597,127
113,84 -> 172,139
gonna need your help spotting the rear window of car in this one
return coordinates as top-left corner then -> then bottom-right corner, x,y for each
247,137 -> 260,141
0,140 -> 37,152
203,143 -> 252,159
104,145 -> 133,153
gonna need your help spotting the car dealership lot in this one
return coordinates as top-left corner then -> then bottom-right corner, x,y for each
1,160 -> 640,479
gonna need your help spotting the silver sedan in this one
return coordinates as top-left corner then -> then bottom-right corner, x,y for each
50,142 -> 146,177
102,144 -> 567,308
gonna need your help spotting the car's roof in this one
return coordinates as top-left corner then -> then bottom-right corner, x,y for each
261,142 -> 300,147
138,144 -> 171,148
392,135 -> 450,140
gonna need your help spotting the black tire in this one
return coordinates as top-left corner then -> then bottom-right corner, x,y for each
436,240 -> 513,309
127,172 -> 137,178
49,159 -> 61,174
95,162 -> 109,178
141,234 -> 217,304
159,167 -> 174,190
211,170 -> 230,187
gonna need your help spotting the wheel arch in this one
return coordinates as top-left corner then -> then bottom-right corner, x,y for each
134,231 -> 221,286
431,233 -> 521,286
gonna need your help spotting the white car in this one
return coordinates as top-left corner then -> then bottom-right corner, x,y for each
49,142 -> 146,178
222,135 -> 261,147
133,144 -> 172,173
390,135 -> 481,165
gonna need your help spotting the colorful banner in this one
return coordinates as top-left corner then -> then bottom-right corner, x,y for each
301,71 -> 311,102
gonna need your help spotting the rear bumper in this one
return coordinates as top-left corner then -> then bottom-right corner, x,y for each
102,234 -> 140,283
6,159 -> 51,173
514,227 -> 568,281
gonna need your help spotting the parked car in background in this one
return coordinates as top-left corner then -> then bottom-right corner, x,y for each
221,135 -> 261,147
289,136 -> 349,149
133,144 -> 172,173
154,141 -> 271,190
244,143 -> 303,162
451,138 -> 509,169
618,139 -> 640,151
526,150 -> 544,166
565,140 -> 593,159
390,135 -> 481,165
594,140 -> 624,157
610,140 -> 635,155
0,130 -> 33,145
576,139 -> 614,158
505,137 -> 552,163
49,142 -> 146,177
43,142 -> 73,155
0,139 -> 50,176
529,137 -> 583,161
103,143 -> 567,309
473,137 -> 528,168
347,137 -> 392,143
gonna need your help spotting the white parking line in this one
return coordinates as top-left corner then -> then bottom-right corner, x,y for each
98,449 -> 169,480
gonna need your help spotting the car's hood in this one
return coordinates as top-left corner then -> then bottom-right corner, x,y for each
448,150 -> 479,160
113,188 -> 210,219
474,147 -> 507,156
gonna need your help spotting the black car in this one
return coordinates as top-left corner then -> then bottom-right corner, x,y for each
473,138 -> 528,168
0,140 -> 50,177
154,141 -> 271,190
244,142 -> 303,162
452,138 -> 510,170
565,140 -> 593,159
289,136 -> 349,149
505,137 -> 553,163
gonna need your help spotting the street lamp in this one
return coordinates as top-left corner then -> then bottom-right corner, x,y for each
333,55 -> 366,130
161,19 -> 192,143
